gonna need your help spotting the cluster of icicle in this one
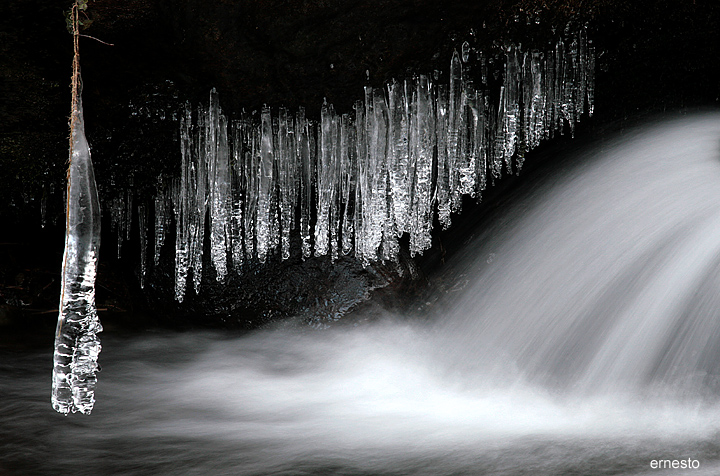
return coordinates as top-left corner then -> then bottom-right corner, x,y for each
131,28 -> 595,302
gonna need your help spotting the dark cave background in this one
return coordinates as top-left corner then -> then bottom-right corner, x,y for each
1,0 -> 719,340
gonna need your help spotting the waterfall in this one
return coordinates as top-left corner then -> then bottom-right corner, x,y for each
436,113 -> 720,395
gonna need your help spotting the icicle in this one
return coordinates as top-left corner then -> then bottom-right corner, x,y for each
125,185 -> 133,241
577,29 -> 588,120
527,52 -> 546,152
502,45 -> 520,175
435,83 -> 451,229
516,52 -> 530,171
353,99 -> 366,262
174,103 -> 192,302
369,88 -> 390,262
315,100 -> 333,257
329,112 -> 342,261
494,84 -> 507,180
340,113 -> 355,255
210,108 -> 230,283
562,34 -> 578,137
154,179 -> 167,267
315,101 -> 345,261
388,79 -> 410,236
519,51 -> 531,159
554,37 -> 565,133
297,108 -> 313,259
379,99 -> 398,262
52,94 -> 102,415
458,77 -> 477,196
448,50 -> 463,213
268,116 -> 280,256
230,119 -> 245,271
543,46 -> 555,140
257,106 -> 274,263
461,41 -> 471,63
190,104 -> 208,293
473,89 -> 488,197
485,93 -> 498,185
287,113 -> 300,246
409,74 -> 434,256
111,196 -> 124,259
278,107 -> 294,261
244,121 -> 259,261
138,203 -> 148,288
479,50 -> 489,87
586,32 -> 596,117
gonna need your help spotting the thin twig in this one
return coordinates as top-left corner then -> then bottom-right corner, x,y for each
59,1 -> 80,339
79,34 -> 114,46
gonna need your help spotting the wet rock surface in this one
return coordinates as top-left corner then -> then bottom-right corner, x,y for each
144,240 -> 414,329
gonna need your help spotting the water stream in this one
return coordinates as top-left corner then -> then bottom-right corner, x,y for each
3,113 -> 720,475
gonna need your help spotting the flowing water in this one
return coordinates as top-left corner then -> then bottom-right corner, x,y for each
3,113 -> 720,475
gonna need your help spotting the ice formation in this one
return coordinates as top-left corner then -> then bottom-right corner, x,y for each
52,93 -> 103,415
118,28 -> 594,301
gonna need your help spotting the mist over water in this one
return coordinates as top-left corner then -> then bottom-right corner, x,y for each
4,113 -> 720,475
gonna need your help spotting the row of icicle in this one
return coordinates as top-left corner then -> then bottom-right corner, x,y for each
108,27 -> 595,302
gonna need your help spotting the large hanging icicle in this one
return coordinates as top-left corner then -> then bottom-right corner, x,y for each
52,93 -> 103,414
152,27 -> 594,300
52,2 -> 103,414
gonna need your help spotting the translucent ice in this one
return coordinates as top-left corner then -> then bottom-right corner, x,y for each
52,95 -> 102,415
148,27 -> 594,299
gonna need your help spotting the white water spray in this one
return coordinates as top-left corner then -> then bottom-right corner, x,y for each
437,113 -> 720,398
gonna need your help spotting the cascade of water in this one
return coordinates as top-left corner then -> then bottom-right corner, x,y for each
437,113 -> 720,395
144,28 -> 594,300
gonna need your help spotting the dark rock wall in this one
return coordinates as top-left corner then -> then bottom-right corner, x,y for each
3,0 -> 718,225
1,0 -> 719,330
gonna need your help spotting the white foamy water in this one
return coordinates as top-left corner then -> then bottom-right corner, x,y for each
437,112 -> 720,396
3,113 -> 720,475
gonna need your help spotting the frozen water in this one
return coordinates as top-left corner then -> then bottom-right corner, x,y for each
155,28 -> 594,299
52,94 -> 103,415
